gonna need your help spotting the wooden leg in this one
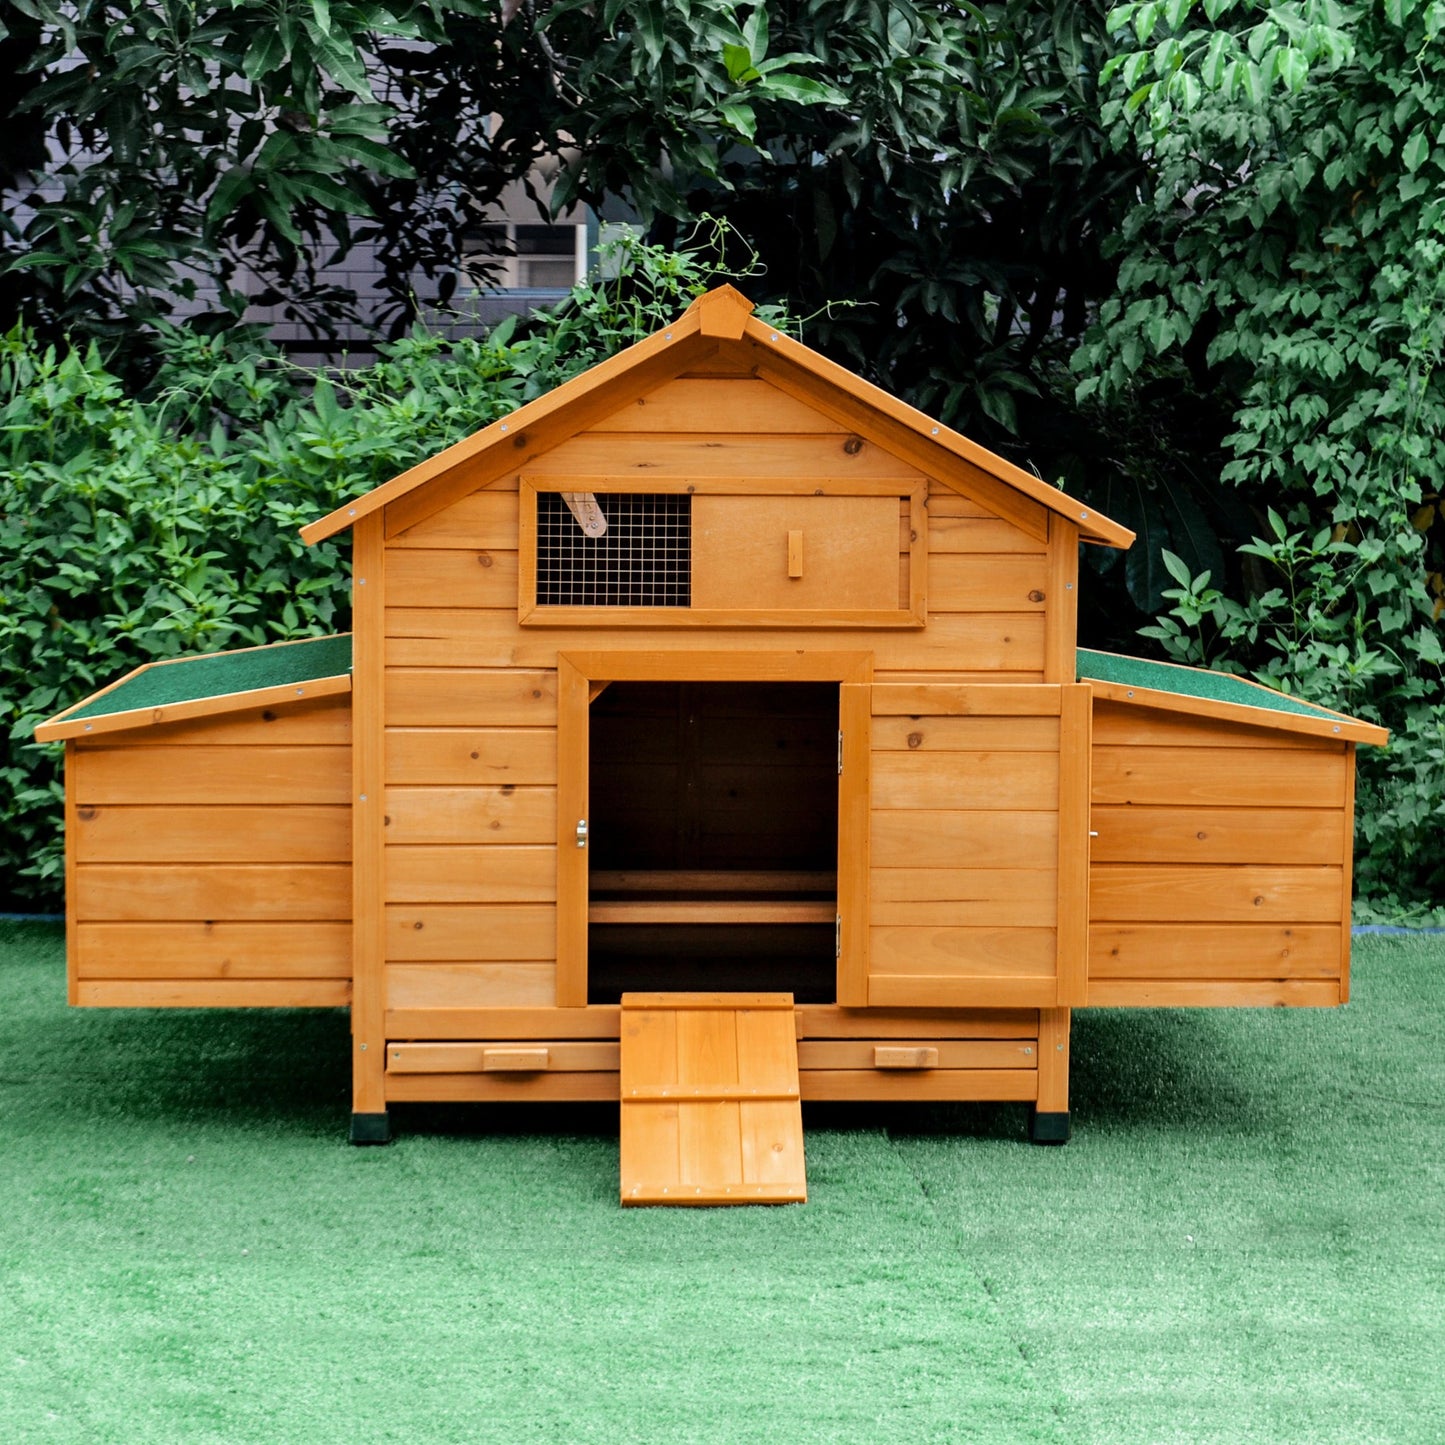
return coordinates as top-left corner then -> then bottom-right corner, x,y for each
350,1035 -> 389,1145
1031,1006 -> 1071,1144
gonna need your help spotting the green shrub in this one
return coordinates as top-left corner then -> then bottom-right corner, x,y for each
3,233 -> 766,909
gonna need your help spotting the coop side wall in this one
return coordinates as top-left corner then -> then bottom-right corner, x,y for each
1087,700 -> 1354,1006
67,695 -> 353,1007
378,372 -> 1055,1026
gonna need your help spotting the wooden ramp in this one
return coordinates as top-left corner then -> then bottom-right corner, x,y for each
619,993 -> 807,1206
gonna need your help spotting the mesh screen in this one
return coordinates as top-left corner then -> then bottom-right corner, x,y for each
536,492 -> 692,606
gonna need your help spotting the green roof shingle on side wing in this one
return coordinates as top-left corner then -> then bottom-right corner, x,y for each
63,634 -> 354,722
1077,648 -> 1359,723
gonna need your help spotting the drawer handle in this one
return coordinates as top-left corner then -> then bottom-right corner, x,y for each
874,1046 -> 938,1070
483,1047 -> 551,1072
787,530 -> 804,578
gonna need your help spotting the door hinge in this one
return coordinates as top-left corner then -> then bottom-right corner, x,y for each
835,914 -> 842,958
837,729 -> 844,775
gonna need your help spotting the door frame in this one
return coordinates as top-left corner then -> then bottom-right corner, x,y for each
554,650 -> 874,1007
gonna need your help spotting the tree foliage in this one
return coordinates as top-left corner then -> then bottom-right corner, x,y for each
1077,0 -> 1445,908
3,1 -> 1138,446
1,231 -> 755,909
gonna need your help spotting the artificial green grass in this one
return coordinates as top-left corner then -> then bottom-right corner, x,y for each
1,924 -> 1439,1444
60,634 -> 352,722
1077,647 -> 1355,722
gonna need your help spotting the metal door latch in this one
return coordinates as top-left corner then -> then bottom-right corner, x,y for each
576,819 -> 588,849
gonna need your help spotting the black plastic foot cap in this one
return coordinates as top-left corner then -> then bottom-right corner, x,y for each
1030,1110 -> 1070,1145
350,1111 -> 391,1145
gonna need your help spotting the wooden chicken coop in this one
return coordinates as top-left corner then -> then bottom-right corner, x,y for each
37,286 -> 1387,1205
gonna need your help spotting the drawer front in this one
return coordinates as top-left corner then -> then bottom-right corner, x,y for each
797,1039 -> 1036,1071
691,494 -> 902,611
387,1041 -> 621,1074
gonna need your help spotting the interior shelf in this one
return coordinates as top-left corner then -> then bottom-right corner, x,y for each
589,899 -> 835,925
588,870 -> 837,925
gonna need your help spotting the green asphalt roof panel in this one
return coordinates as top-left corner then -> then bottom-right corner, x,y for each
65,635 -> 353,722
1077,648 -> 1347,722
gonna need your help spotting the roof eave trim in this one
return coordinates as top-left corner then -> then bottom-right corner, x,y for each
35,671 -> 353,742
1086,677 -> 1388,746
298,305 -> 708,546
739,316 -> 1136,550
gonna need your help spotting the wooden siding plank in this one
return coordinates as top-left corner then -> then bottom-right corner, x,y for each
386,1005 -> 621,1039
1089,864 -> 1344,922
75,863 -> 351,921
927,514 -> 1046,555
385,963 -> 556,1008
1087,979 -> 1341,1008
1091,701 -> 1344,752
871,682 -> 1060,717
388,547 -> 520,610
1088,923 -> 1342,979
384,1072 -> 619,1103
386,669 -> 556,727
74,921 -> 351,979
795,1006 -> 1038,1039
384,609 -> 1045,675
385,904 -> 556,961
871,750 -> 1059,811
92,696 -> 351,747
870,716 -> 1058,752
928,554 -> 1048,613
1090,805 -> 1347,864
868,975 -> 1059,1009
384,786 -> 556,845
870,925 -> 1057,977
522,432 -> 926,480
800,1069 -> 1037,1102
75,979 -> 350,1008
1092,745 -> 1346,807
869,868 -> 1057,926
385,727 -> 556,786
872,810 -> 1058,869
72,746 -> 351,804
73,804 -> 351,864
385,845 -> 555,903
588,378 -> 838,433
388,489 -> 519,549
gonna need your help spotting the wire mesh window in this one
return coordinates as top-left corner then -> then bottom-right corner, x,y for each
536,492 -> 692,606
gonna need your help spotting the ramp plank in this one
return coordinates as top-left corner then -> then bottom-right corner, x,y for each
620,992 -> 806,1206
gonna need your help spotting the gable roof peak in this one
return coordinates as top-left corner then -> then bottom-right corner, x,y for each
684,284 -> 756,338
299,287 -> 1134,550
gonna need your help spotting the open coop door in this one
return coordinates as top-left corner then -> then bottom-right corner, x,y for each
837,682 -> 1091,1010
